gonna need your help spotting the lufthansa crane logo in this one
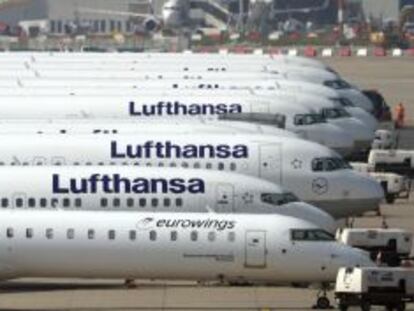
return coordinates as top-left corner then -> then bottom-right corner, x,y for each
312,177 -> 329,195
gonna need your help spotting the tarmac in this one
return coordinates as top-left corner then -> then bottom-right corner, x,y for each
0,56 -> 414,311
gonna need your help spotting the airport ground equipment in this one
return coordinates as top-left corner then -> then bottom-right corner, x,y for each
335,267 -> 414,311
350,162 -> 410,204
337,229 -> 412,266
372,129 -> 398,150
368,149 -> 414,176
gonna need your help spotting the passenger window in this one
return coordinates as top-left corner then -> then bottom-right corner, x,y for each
164,198 -> 171,207
127,198 -> 134,208
108,230 -> 116,240
170,163 -> 177,167
158,162 -> 164,167
26,228 -> 33,238
182,162 -> 189,168
218,163 -> 225,170
15,198 -> 23,208
230,163 -> 236,171
6,228 -> 14,238
63,198 -> 70,208
101,198 -> 108,208
176,198 -> 183,207
149,230 -> 157,241
46,228 -> 53,239
51,198 -> 59,208
206,163 -> 212,169
28,198 -> 36,208
113,198 -> 121,208
75,198 -> 82,208
171,231 -> 178,241
1,198 -> 8,208
129,230 -> 136,241
191,231 -> 198,241
87,229 -> 95,240
67,229 -> 75,239
193,162 -> 201,169
228,232 -> 236,242
208,231 -> 216,242
151,198 -> 158,207
40,198 -> 47,208
139,198 -> 146,208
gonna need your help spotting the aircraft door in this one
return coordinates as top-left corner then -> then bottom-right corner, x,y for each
259,144 -> 282,184
215,183 -> 235,212
12,192 -> 26,209
245,231 -> 267,268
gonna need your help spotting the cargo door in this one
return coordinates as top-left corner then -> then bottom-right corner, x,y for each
245,231 -> 267,268
12,192 -> 26,209
215,183 -> 235,212
259,144 -> 282,184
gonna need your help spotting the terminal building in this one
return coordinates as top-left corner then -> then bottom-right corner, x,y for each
0,0 -> 158,34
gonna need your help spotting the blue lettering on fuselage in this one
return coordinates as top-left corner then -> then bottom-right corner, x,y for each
128,101 -> 242,116
110,141 -> 249,159
52,174 -> 205,194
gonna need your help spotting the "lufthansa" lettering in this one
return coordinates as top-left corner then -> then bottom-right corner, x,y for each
128,101 -> 242,116
52,174 -> 205,194
110,141 -> 249,159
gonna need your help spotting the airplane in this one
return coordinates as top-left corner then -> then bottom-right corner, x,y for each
0,209 -> 374,306
0,166 -> 336,232
0,66 -> 374,112
0,133 -> 384,218
0,95 -> 356,155
0,52 -> 333,71
0,77 -> 378,125
0,86 -> 375,153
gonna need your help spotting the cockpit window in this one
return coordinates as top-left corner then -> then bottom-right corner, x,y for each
323,80 -> 351,90
294,114 -> 326,125
321,108 -> 351,119
330,97 -> 355,108
261,192 -> 299,206
312,157 -> 352,171
291,229 -> 335,241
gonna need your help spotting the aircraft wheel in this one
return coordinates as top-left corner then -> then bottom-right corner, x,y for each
316,296 -> 330,309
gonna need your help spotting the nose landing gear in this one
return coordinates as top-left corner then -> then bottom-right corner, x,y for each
313,285 -> 333,309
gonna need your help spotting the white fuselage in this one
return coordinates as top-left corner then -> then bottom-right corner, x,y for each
0,94 -> 355,155
0,166 -> 336,232
0,133 -> 384,218
0,211 -> 374,282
